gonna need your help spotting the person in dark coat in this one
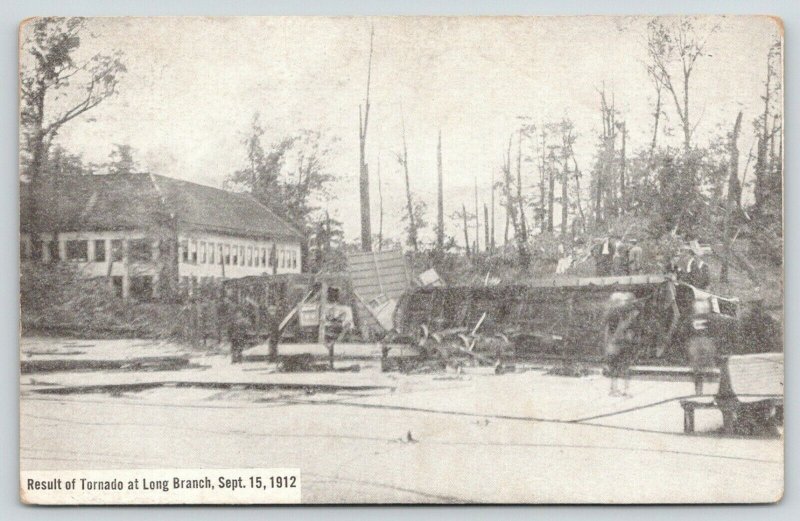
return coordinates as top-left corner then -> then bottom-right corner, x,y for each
228,305 -> 250,364
594,237 -> 616,277
612,237 -> 627,276
626,239 -> 643,275
677,248 -> 710,289
686,255 -> 711,289
604,292 -> 641,397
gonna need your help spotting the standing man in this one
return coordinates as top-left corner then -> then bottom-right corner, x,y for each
322,299 -> 354,370
627,239 -> 643,275
228,303 -> 250,364
612,237 -> 627,276
682,248 -> 710,289
594,237 -> 615,276
604,292 -> 640,397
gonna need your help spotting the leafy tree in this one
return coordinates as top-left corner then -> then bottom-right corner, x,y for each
20,17 -> 126,181
43,144 -> 92,176
226,113 -> 338,233
307,212 -> 345,272
106,144 -> 138,175
401,199 -> 428,251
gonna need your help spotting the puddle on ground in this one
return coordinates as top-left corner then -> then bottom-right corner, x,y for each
32,381 -> 393,405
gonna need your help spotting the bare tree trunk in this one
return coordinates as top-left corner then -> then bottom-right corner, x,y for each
754,62 -> 770,214
739,142 -> 755,209
400,117 -> 417,251
516,131 -> 528,243
436,130 -> 444,250
376,156 -> 383,251
474,177 -> 480,254
595,94 -> 605,225
539,128 -> 548,234
484,204 -> 489,254
322,210 -> 333,257
648,77 -> 662,165
561,139 -> 569,236
682,73 -> 691,155
619,121 -> 626,212
572,155 -> 585,233
503,135 -> 519,240
722,111 -> 743,284
768,114 -> 779,181
358,27 -> 374,252
503,211 -> 509,246
462,203 -> 471,259
547,151 -> 555,233
490,170 -> 495,253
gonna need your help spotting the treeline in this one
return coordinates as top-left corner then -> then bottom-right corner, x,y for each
357,18 -> 783,289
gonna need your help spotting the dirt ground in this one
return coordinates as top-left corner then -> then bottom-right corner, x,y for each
19,337 -> 783,504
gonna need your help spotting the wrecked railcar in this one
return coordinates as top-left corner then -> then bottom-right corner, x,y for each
391,274 -> 740,366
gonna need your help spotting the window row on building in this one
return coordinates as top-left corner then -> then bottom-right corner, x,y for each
179,239 -> 298,269
21,238 -> 154,263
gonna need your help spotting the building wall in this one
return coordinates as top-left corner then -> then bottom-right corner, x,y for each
21,229 -> 303,300
176,232 -> 302,281
21,230 -> 164,300
21,231 -> 161,276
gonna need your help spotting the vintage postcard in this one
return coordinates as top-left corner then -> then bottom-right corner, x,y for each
19,16 -> 783,504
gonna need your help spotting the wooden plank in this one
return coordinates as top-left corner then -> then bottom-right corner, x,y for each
358,281 -> 408,297
350,272 -> 409,286
347,258 -> 406,269
348,252 -> 406,263
348,264 -> 408,276
347,261 -> 408,274
347,249 -> 404,262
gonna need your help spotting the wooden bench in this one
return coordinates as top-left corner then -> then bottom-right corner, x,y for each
680,399 -> 718,434
680,353 -> 783,435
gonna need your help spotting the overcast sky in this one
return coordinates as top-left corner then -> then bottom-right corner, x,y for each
26,16 -> 782,244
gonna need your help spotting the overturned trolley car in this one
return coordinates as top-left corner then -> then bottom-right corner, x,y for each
391,274 -> 739,367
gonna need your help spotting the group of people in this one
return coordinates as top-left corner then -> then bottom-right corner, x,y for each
597,239 -> 711,397
668,245 -> 711,289
583,236 -> 710,290
591,236 -> 643,277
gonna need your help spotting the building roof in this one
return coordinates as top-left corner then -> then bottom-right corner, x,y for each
20,173 -> 304,241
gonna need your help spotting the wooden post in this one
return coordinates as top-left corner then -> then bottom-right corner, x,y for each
268,280 -> 282,361
57,237 -> 66,262
682,403 -> 695,434
106,239 -> 114,292
189,277 -> 199,347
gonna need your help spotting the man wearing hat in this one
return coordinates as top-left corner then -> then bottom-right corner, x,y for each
683,244 -> 710,289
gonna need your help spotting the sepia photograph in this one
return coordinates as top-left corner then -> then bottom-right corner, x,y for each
18,15 -> 783,504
